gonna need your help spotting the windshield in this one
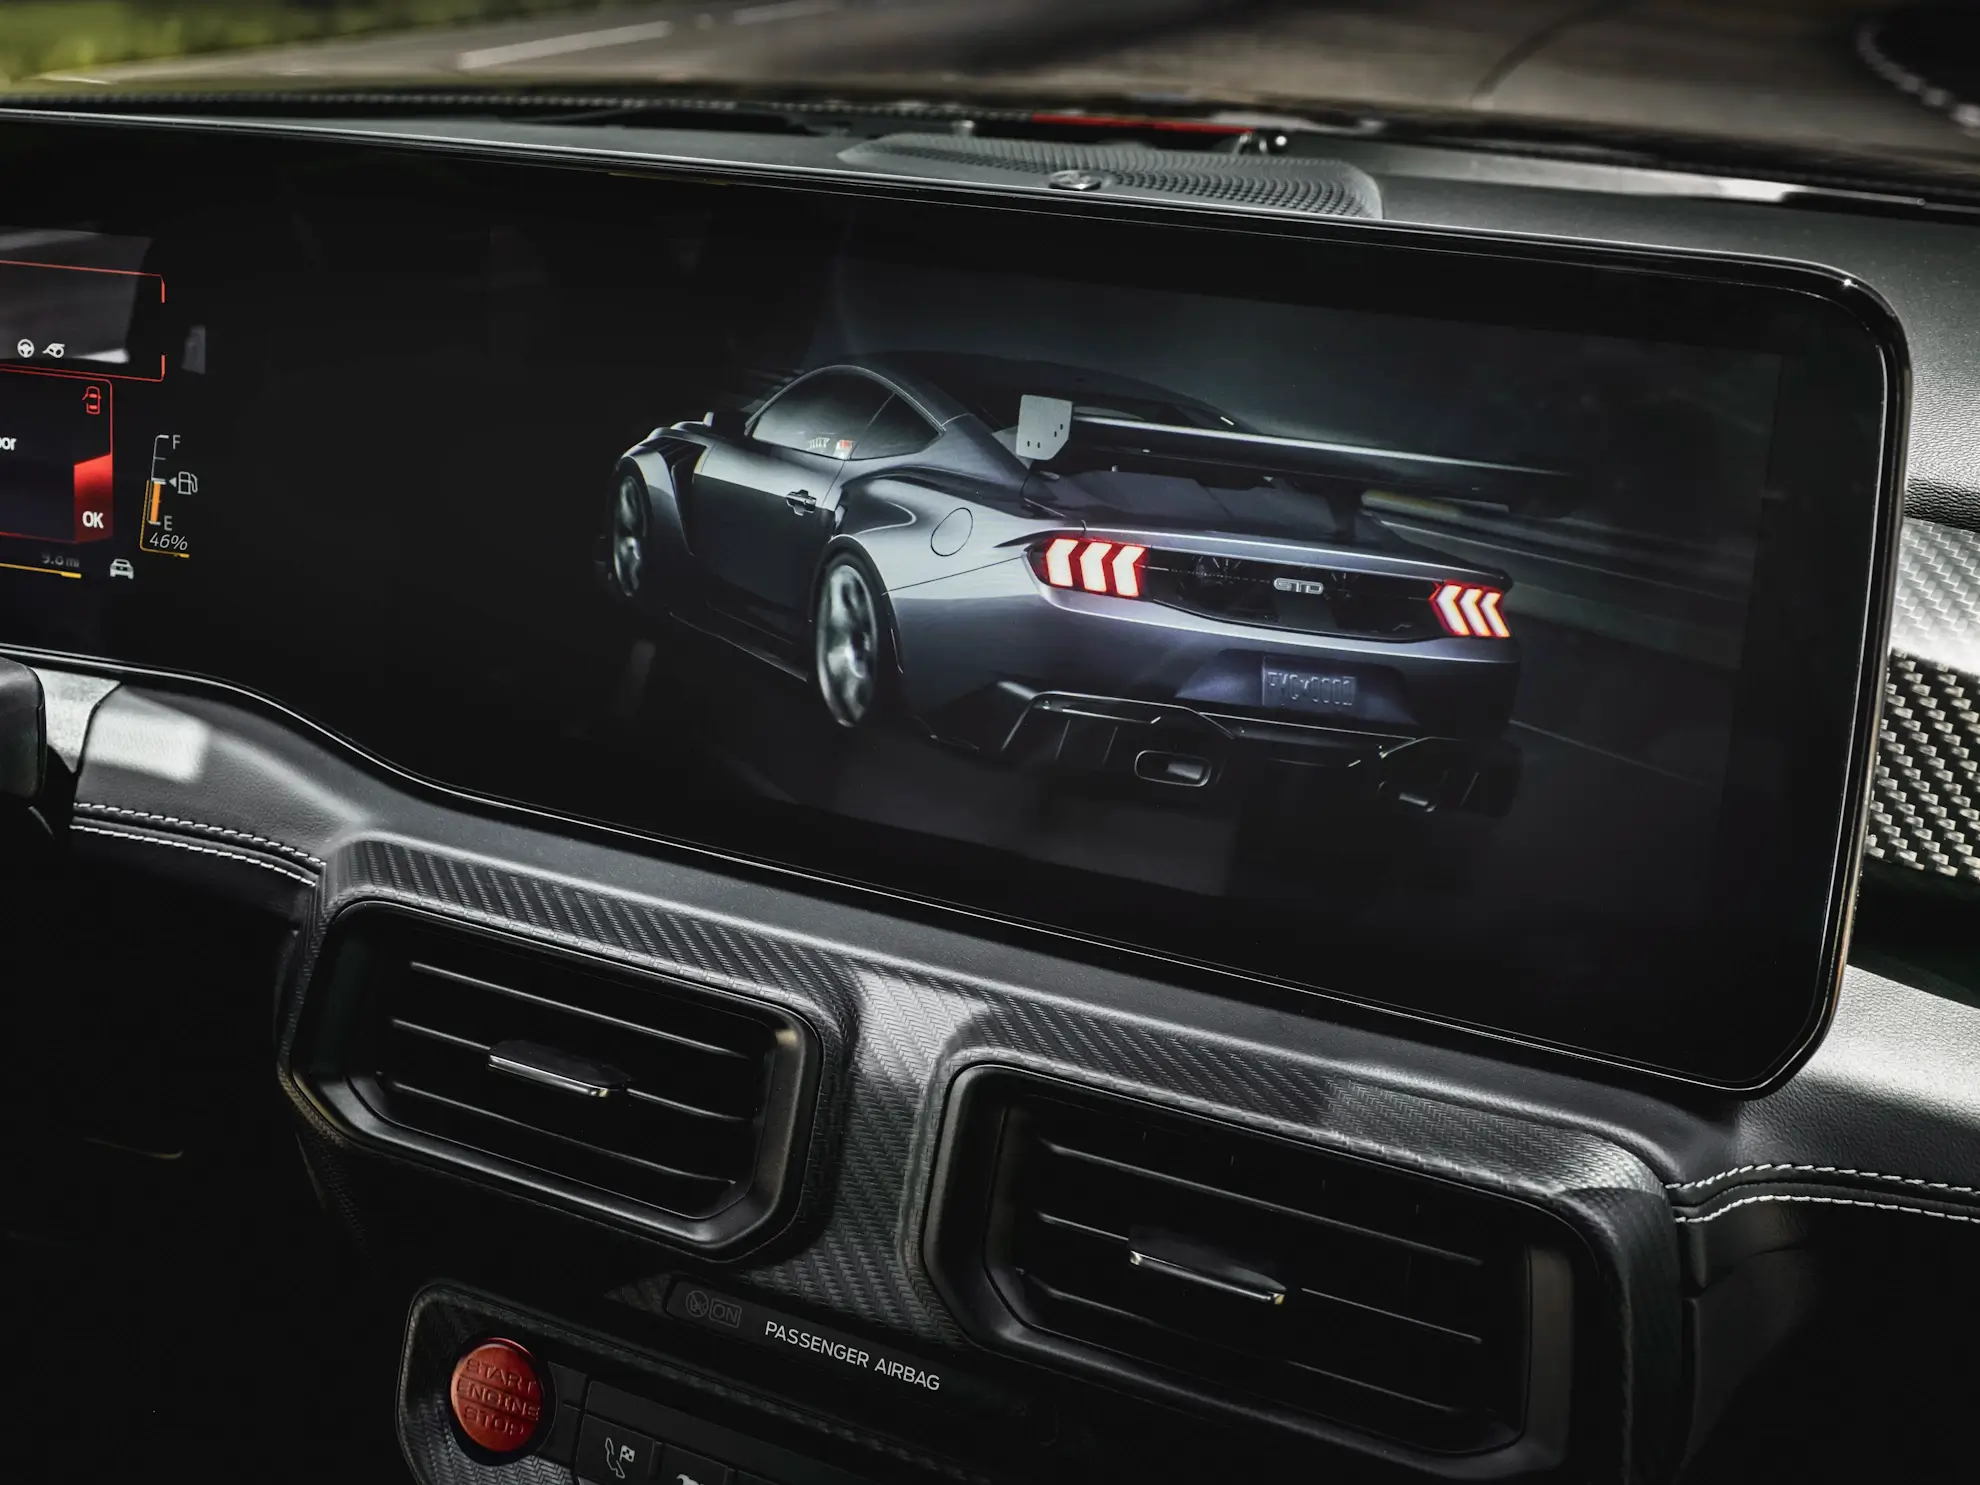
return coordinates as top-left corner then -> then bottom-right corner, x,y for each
7,0 -> 1980,180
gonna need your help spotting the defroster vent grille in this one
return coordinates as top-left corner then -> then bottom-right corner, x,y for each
837,135 -> 1382,219
298,907 -> 815,1249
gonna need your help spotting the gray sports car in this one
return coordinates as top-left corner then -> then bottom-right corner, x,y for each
605,355 -> 1573,813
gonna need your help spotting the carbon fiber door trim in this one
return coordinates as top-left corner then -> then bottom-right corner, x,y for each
1868,521 -> 1980,887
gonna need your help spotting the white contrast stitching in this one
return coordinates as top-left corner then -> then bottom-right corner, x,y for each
1675,1193 -> 1980,1226
72,823 -> 318,887
72,802 -> 328,868
1665,1165 -> 1980,1199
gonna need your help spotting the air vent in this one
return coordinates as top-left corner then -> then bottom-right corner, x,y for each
296,907 -> 815,1249
927,1072 -> 1577,1464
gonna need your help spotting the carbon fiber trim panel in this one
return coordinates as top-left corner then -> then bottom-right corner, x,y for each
283,838 -> 1682,1483
1890,521 -> 1980,674
1869,521 -> 1980,888
1869,655 -> 1979,882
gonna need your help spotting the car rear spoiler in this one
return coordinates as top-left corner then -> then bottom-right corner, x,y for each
1015,394 -> 1583,513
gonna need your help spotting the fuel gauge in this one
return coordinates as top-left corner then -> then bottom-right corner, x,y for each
139,432 -> 194,559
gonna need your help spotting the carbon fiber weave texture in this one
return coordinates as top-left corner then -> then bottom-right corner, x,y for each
1869,655 -> 1979,882
1890,519 -> 1980,674
1869,521 -> 1980,887
299,837 -> 1680,1484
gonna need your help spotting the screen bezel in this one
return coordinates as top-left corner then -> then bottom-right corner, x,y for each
0,123 -> 1906,1091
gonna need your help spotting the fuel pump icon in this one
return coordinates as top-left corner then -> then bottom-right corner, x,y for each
142,433 -> 194,557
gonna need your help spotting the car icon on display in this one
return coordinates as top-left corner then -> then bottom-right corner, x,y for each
108,558 -> 135,579
605,355 -> 1580,814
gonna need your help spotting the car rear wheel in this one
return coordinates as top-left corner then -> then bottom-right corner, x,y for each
814,555 -> 892,729
608,468 -> 649,599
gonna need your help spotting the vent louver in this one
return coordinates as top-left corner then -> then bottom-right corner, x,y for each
928,1073 -> 1578,1462
299,908 -> 815,1249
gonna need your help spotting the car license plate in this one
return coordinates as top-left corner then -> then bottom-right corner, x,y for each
1262,664 -> 1357,714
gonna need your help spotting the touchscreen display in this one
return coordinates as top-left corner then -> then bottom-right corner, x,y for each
607,258 -> 1774,977
0,141 -> 1895,1086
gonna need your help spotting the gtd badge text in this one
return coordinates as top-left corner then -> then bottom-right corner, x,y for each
1272,575 -> 1325,595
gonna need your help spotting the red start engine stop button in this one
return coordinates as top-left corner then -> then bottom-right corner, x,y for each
450,1337 -> 547,1456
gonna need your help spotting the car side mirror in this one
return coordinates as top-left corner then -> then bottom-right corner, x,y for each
705,408 -> 747,440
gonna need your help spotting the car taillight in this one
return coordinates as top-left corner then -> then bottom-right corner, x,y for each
1431,581 -> 1510,638
1035,537 -> 1147,599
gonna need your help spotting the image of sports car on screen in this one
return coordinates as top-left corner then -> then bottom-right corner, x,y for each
604,355 -> 1583,814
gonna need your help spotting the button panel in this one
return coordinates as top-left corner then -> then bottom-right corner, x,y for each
577,1416 -> 661,1483
438,1333 -> 868,1485
540,1403 -> 583,1467
661,1443 -> 734,1485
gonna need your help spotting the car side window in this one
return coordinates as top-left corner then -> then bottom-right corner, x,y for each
850,395 -> 939,460
751,372 -> 891,458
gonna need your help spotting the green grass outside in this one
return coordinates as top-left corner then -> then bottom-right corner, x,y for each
0,0 -> 623,81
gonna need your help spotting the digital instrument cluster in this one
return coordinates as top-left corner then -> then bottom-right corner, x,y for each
0,235 -> 202,592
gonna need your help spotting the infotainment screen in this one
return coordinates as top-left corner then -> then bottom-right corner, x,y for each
0,132 -> 1898,1088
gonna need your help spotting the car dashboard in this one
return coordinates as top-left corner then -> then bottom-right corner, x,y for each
1,98 -> 1977,1485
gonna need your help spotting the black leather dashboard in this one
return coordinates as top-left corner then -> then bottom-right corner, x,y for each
52,673 -> 1980,1235
36,664 -> 1980,1480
